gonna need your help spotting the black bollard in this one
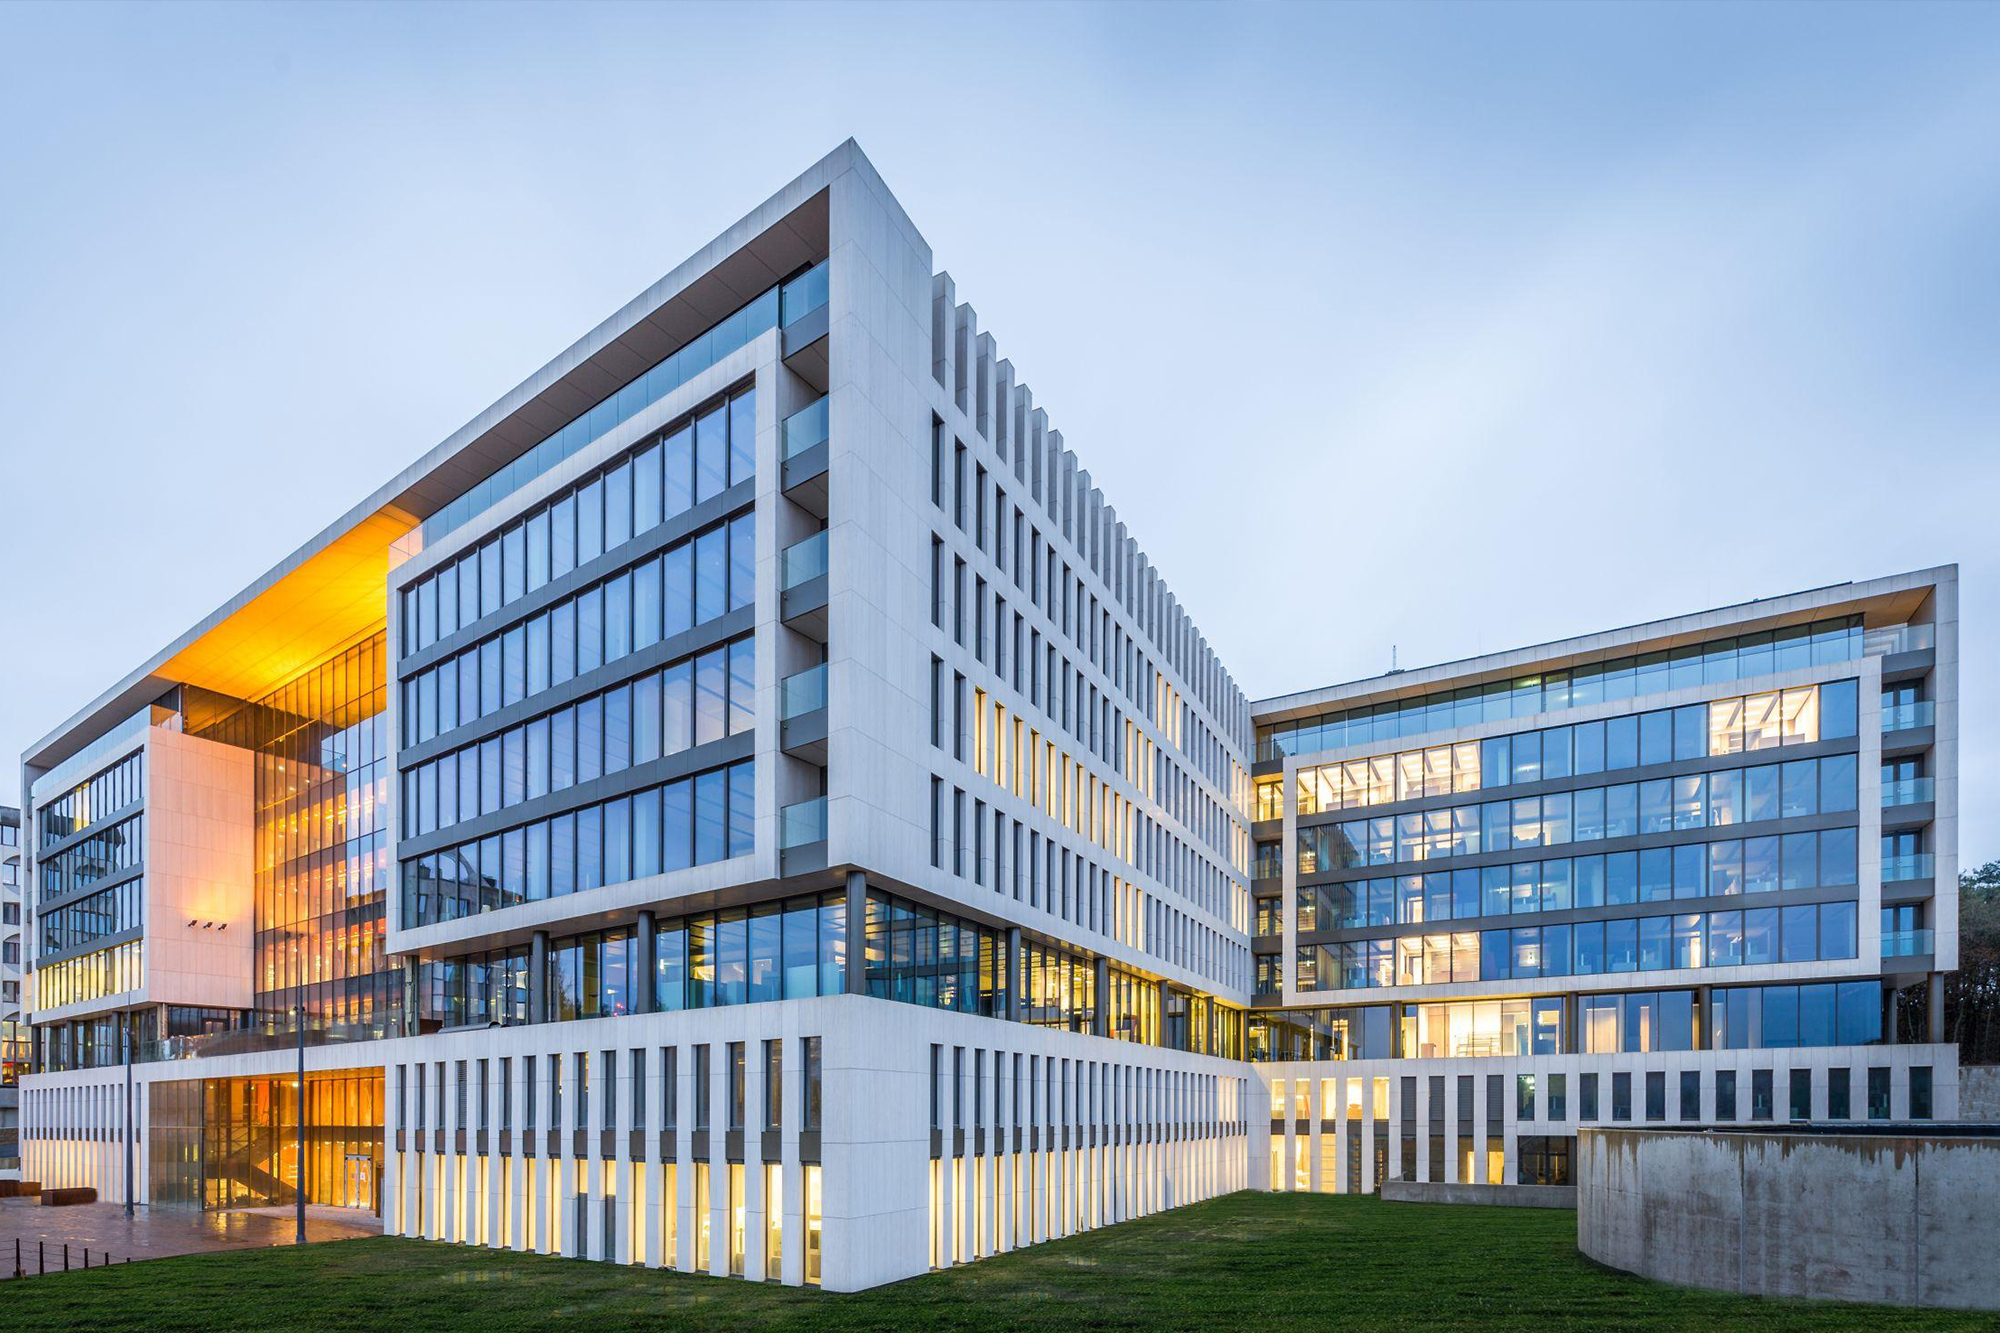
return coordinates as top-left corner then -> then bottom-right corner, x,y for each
12,1236 -> 19,1280
63,1243 -> 68,1271
38,1240 -> 44,1275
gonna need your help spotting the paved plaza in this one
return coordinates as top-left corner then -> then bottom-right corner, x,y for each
0,1200 -> 378,1277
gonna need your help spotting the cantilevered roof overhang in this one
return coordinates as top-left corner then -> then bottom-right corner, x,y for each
24,142 -> 856,779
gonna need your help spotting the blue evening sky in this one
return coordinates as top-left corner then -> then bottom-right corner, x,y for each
1,1 -> 1996,857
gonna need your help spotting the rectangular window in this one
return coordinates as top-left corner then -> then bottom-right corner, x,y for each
765,1162 -> 783,1281
763,1039 -> 783,1131
631,1048 -> 647,1130
694,1162 -> 711,1271
1789,1068 -> 1812,1121
803,1036 -> 823,1132
694,1045 -> 711,1131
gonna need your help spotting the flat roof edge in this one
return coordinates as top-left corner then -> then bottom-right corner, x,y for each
24,140 -> 880,774
1250,564 -> 1957,720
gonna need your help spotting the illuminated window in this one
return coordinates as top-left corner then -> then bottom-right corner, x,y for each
764,1162 -> 782,1280
694,1162 -> 710,1270
727,1163 -> 745,1275
802,1164 -> 822,1285
661,1162 -> 678,1268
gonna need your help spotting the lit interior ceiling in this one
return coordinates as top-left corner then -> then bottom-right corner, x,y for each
157,508 -> 414,703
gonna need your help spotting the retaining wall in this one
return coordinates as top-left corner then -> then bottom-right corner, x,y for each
1577,1127 -> 2000,1311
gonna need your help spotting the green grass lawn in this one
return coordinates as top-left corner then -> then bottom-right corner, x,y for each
5,1191 -> 1995,1332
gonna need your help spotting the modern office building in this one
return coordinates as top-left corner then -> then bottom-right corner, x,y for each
0,805 -> 22,1176
1248,570 -> 1959,1194
15,142 -> 1962,1289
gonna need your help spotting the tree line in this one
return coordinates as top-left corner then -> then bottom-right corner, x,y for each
1946,861 -> 2000,1063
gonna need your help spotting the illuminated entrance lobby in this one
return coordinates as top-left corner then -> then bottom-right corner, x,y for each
16,143 -> 1962,1290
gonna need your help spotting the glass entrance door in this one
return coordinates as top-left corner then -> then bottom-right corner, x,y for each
342,1153 -> 374,1211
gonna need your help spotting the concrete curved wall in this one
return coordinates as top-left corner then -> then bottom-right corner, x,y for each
1577,1127 -> 2000,1311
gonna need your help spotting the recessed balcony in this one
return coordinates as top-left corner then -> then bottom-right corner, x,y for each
1882,853 -> 1935,884
1883,776 -> 1934,807
781,397 -> 829,519
780,531 -> 829,640
1882,700 -> 1935,732
1883,928 -> 1934,959
780,664 -> 828,765
779,795 -> 828,875
780,262 -> 829,391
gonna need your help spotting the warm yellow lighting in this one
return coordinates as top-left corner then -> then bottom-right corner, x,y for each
158,509 -> 414,703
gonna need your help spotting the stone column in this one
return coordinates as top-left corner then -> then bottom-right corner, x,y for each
635,911 -> 657,1014
844,871 -> 867,995
1007,928 -> 1025,1021
1093,958 -> 1110,1038
530,930 -> 550,1024
1928,974 -> 1945,1043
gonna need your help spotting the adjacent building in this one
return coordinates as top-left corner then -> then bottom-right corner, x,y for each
1248,571 -> 1958,1193
15,142 -> 1963,1289
0,805 -> 22,1176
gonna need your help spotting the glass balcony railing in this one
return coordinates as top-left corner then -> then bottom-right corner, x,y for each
780,260 -> 829,327
1881,701 -> 1935,732
1883,928 -> 1934,958
781,531 -> 829,590
1883,777 -> 1934,807
1865,623 -> 1936,657
781,665 -> 828,720
780,796 -> 828,849
783,396 -> 830,460
1882,853 -> 1935,883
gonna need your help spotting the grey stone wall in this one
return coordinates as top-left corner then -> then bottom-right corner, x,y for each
1577,1127 -> 2000,1311
1381,1180 -> 1575,1209
1959,1066 -> 2000,1121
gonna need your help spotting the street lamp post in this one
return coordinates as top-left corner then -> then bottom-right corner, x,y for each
294,1002 -> 306,1245
122,1011 -> 132,1217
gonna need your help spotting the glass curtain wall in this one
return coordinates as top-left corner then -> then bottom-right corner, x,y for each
191,634 -> 396,1037
201,1071 -> 384,1212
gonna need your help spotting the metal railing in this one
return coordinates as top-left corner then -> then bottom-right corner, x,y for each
4,1237 -> 135,1279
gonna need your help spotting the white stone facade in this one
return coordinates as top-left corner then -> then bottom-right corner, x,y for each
13,142 -> 1965,1293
